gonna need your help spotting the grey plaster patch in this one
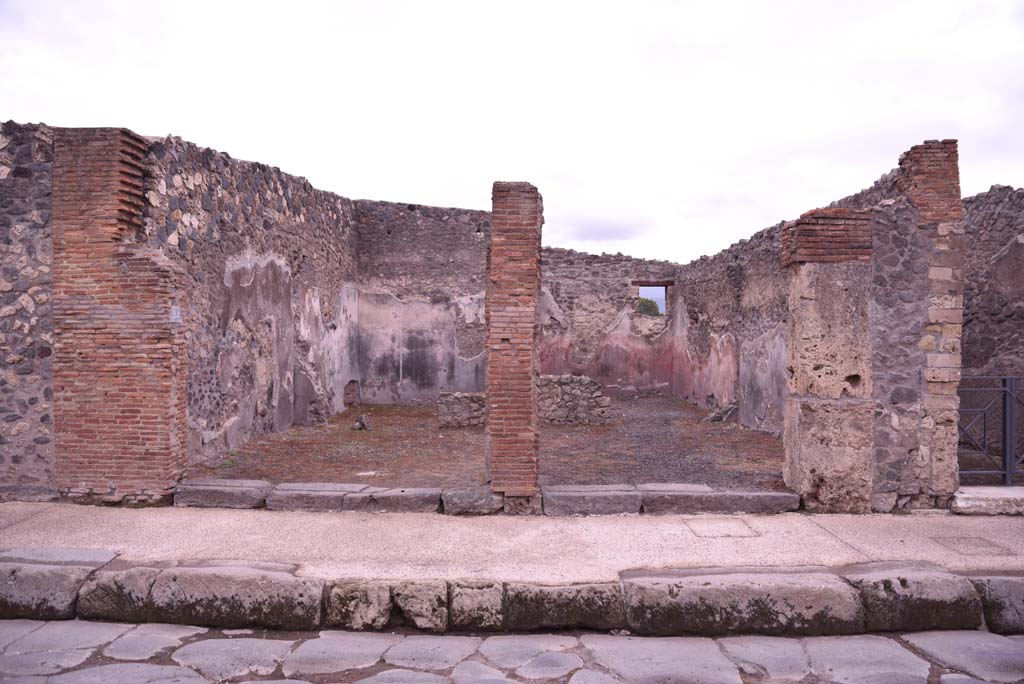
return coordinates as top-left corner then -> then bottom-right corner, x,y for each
104,623 -> 207,661
355,670 -> 448,684
684,518 -> 758,538
805,635 -> 929,684
582,634 -> 742,684
718,635 -> 809,679
383,635 -> 480,671
0,549 -> 116,567
451,660 -> 516,684
282,632 -> 403,677
479,634 -> 579,669
902,631 -> 1024,683
171,637 -> 294,681
516,651 -> 584,680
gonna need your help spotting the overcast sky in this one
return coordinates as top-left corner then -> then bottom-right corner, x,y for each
2,0 -> 1022,263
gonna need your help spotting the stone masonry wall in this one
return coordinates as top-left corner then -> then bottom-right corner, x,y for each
0,122 -> 55,499
438,391 -> 486,428
440,374 -> 611,428
140,137 -> 360,464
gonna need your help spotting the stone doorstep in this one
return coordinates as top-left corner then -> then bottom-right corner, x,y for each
541,485 -> 643,516
951,486 -> 1024,516
174,479 -> 272,509
3,549 -> 1021,637
640,488 -> 801,514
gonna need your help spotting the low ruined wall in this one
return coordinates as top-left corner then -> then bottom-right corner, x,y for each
438,391 -> 486,428
961,185 -> 1024,375
0,122 -> 54,498
141,137 -> 361,464
438,375 -> 611,428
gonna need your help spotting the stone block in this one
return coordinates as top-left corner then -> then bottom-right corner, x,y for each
174,479 -> 272,509
970,576 -> 1024,634
325,581 -> 393,630
951,487 -> 1024,515
623,568 -> 864,636
442,487 -> 504,515
450,581 -> 504,630
148,561 -> 323,629
641,489 -> 799,514
343,487 -> 442,513
504,582 -> 625,631
840,562 -> 982,631
393,580 -> 448,631
0,547 -> 116,619
542,485 -> 642,515
265,482 -> 369,512
77,564 -> 164,622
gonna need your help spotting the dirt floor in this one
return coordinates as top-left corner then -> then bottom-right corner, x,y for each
189,396 -> 787,491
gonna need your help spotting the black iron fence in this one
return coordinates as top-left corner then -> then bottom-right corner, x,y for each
958,376 -> 1023,485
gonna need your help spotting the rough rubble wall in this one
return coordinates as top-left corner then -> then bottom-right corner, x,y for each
539,248 -> 678,396
961,186 -> 1024,375
0,122 -> 54,498
354,201 -> 489,403
439,374 -> 611,427
672,226 -> 790,433
140,137 -> 360,464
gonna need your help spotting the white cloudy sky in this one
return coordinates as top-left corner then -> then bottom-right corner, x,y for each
2,0 -> 1022,263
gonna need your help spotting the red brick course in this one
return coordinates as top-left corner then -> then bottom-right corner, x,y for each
52,128 -> 187,504
486,182 -> 543,496
781,208 -> 873,267
900,140 -> 963,224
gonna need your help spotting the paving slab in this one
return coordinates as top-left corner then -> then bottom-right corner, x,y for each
174,479 -> 272,509
516,651 -> 584,679
383,635 -> 480,671
951,487 -> 1024,516
0,620 -> 133,676
442,487 -> 504,515
623,568 -> 864,636
569,671 -> 625,684
840,561 -> 982,631
44,663 -> 210,683
149,562 -> 323,630
282,632 -> 403,677
718,635 -> 809,679
171,637 -> 294,681
902,631 -> 1024,683
641,489 -> 800,514
479,634 -> 579,668
0,619 -> 43,650
266,483 -> 370,512
452,660 -> 516,684
542,485 -> 642,516
805,635 -> 930,684
355,670 -> 448,684
0,548 -> 116,620
103,623 -> 207,661
970,576 -> 1024,634
582,634 -> 742,684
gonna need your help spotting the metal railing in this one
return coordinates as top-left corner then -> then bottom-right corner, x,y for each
958,376 -> 1022,485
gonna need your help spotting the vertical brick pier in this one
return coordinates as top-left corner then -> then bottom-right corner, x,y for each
52,129 -> 187,504
485,182 -> 543,504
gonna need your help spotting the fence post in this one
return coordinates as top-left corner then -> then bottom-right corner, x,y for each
1004,377 -> 1018,485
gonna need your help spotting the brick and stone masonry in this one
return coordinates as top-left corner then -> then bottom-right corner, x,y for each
51,129 -> 186,504
485,182 -> 543,499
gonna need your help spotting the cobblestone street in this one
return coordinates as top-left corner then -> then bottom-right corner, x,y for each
1,619 -> 1023,683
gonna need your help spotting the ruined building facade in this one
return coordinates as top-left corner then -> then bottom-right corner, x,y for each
1,121 -> 1021,511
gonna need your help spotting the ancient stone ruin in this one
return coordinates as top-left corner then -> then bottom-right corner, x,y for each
1,120 -> 1021,512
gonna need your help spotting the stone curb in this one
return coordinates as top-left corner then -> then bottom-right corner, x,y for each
2,548 -> 1021,636
174,479 -> 804,516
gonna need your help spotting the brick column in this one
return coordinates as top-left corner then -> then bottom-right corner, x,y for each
782,209 -> 876,512
52,128 -> 187,504
486,182 -> 543,503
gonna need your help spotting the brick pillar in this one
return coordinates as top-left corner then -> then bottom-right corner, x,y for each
52,128 -> 187,504
782,209 -> 876,513
486,182 -> 543,503
901,140 -> 965,502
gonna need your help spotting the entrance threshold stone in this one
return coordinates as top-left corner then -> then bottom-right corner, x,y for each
174,479 -> 272,509
640,486 -> 800,514
541,485 -> 642,516
951,486 -> 1024,516
266,483 -> 374,512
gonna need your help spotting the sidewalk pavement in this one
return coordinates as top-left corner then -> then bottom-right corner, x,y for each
2,502 -> 1022,582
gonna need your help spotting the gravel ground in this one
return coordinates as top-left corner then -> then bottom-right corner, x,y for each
190,396 -> 785,491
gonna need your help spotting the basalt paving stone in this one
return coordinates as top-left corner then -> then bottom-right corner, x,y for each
0,620 -> 134,676
451,660 -> 516,684
541,485 -> 643,516
804,635 -> 931,684
355,669 -> 449,684
902,631 -> 1024,683
171,637 -> 295,681
442,487 -> 504,515
383,635 -> 481,671
282,632 -> 403,677
174,479 -> 272,509
582,634 -> 742,684
718,635 -> 810,680
642,489 -> 800,515
0,619 -> 42,650
569,671 -> 626,684
515,651 -> 585,679
103,623 -> 208,661
479,634 -> 579,669
266,482 -> 372,511
32,663 -> 209,683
